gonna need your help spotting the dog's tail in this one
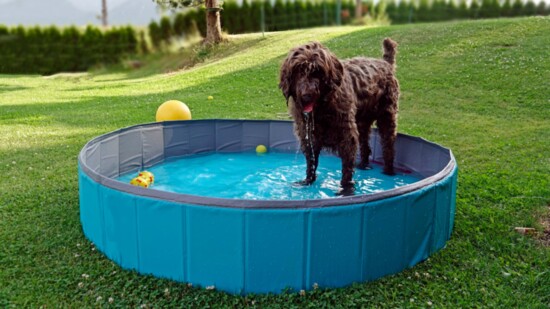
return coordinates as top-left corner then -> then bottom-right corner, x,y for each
382,38 -> 398,66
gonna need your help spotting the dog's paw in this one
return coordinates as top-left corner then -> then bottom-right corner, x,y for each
293,179 -> 315,187
356,162 -> 372,170
382,168 -> 396,176
336,183 -> 355,196
336,187 -> 355,197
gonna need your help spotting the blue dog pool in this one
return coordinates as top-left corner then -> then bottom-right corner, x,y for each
78,119 -> 457,294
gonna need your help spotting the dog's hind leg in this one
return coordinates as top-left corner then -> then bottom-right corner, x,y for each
357,117 -> 376,170
337,138 -> 358,196
377,111 -> 397,175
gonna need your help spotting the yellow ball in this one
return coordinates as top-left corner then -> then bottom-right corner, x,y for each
208,96 -> 214,100
156,100 -> 192,122
256,144 -> 267,154
138,171 -> 154,184
130,176 -> 150,188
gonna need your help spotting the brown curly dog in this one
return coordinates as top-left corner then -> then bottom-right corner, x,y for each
279,38 -> 399,195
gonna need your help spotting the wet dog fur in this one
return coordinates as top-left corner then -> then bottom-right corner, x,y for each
279,38 -> 399,195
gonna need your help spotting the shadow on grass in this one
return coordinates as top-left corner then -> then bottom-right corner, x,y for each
87,36 -> 269,83
0,82 -> 30,94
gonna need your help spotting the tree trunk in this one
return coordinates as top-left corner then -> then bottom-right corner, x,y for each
205,0 -> 223,45
101,0 -> 108,27
355,0 -> 363,19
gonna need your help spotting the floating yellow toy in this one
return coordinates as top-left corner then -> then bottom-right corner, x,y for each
130,176 -> 150,188
256,144 -> 267,154
138,171 -> 155,184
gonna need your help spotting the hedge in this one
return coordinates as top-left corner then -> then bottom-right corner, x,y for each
148,0 -> 548,41
0,25 -> 139,75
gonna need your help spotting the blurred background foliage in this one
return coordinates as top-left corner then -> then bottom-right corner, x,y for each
0,0 -> 548,75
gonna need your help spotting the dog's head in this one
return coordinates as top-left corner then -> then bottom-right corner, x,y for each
279,42 -> 343,115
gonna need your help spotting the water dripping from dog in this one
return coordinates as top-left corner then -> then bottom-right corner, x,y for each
303,111 -> 315,170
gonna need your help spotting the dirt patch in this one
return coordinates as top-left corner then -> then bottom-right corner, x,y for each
538,206 -> 550,247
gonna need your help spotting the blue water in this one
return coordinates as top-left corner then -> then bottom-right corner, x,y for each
118,152 -> 422,200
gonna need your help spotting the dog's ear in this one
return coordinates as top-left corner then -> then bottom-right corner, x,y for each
317,47 -> 343,89
279,56 -> 293,102
326,53 -> 343,89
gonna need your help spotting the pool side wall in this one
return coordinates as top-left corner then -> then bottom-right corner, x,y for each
79,166 -> 457,294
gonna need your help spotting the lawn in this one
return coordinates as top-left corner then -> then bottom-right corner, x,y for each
0,17 -> 549,307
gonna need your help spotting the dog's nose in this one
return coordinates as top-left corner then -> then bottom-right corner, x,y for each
302,94 -> 312,103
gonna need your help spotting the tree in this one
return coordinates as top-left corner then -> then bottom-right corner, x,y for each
501,0 -> 513,17
273,0 -> 285,31
160,16 -> 173,44
61,26 -> 80,71
522,0 -> 537,15
222,0 -> 239,33
396,0 -> 412,23
386,0 -> 398,23
153,0 -> 223,45
511,0 -> 523,16
470,0 -> 481,18
305,0 -> 317,27
250,0 -> 262,32
355,0 -> 363,20
286,0 -> 297,30
447,0 -> 459,21
173,13 -> 187,36
432,0 -> 448,21
535,1 -> 547,15
240,0 -> 253,33
416,0 -> 430,22
458,0 -> 469,19
139,30 -> 150,54
479,0 -> 500,18
148,21 -> 163,50
101,0 -> 108,27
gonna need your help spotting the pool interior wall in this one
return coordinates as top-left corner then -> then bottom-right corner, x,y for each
78,119 -> 457,294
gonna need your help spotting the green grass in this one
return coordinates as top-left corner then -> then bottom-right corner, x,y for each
1,17 -> 549,307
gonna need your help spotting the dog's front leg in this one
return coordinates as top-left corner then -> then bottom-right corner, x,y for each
297,145 -> 320,186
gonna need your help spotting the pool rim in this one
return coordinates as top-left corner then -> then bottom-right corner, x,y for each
78,119 -> 456,209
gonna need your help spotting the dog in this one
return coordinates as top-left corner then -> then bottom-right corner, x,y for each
279,38 -> 399,195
